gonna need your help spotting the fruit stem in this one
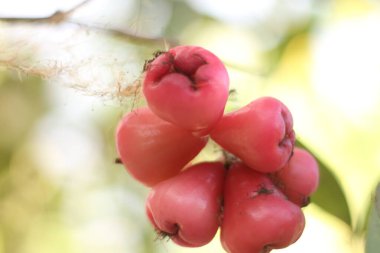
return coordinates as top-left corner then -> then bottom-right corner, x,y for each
114,158 -> 122,164
222,150 -> 239,170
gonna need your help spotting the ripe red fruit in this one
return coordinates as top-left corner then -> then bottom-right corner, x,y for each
115,107 -> 207,186
145,162 -> 225,247
221,163 -> 305,253
210,97 -> 295,173
271,148 -> 320,207
143,45 -> 229,136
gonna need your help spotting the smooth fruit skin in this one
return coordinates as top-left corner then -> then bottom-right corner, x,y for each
143,45 -> 229,136
146,162 -> 225,247
221,163 -> 305,253
115,107 -> 207,187
271,148 -> 320,207
210,97 -> 295,173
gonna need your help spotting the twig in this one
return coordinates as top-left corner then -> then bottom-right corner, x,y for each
0,0 -> 91,24
67,20 -> 177,46
0,0 -> 178,46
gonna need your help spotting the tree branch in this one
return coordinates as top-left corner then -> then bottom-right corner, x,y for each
66,20 -> 177,46
0,0 -> 178,46
0,0 -> 91,23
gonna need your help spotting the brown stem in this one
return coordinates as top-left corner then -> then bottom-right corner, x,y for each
0,0 -> 178,47
0,0 -> 91,24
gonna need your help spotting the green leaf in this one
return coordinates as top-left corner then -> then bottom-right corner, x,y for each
297,140 -> 352,227
375,184 -> 380,217
365,183 -> 380,253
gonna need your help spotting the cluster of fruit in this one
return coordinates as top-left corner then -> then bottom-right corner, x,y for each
115,46 -> 319,253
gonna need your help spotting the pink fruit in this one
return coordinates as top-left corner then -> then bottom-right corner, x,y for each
221,163 -> 305,253
271,148 -> 320,207
143,45 -> 229,136
115,107 -> 207,186
210,97 -> 295,173
146,162 -> 225,247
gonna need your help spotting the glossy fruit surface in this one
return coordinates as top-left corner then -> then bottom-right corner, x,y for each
116,107 -> 207,186
272,147 -> 320,206
143,45 -> 229,136
221,163 -> 305,253
211,97 -> 295,173
146,162 -> 225,247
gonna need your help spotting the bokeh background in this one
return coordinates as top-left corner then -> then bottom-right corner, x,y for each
1,0 -> 380,252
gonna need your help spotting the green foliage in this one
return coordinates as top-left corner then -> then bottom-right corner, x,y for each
365,183 -> 380,253
297,140 -> 352,227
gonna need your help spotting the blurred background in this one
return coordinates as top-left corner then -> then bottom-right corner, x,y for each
1,0 -> 380,252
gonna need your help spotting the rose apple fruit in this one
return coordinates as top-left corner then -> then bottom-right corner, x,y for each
210,97 -> 295,173
146,162 -> 225,247
221,162 -> 305,253
115,107 -> 207,186
143,45 -> 229,136
271,147 -> 320,207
